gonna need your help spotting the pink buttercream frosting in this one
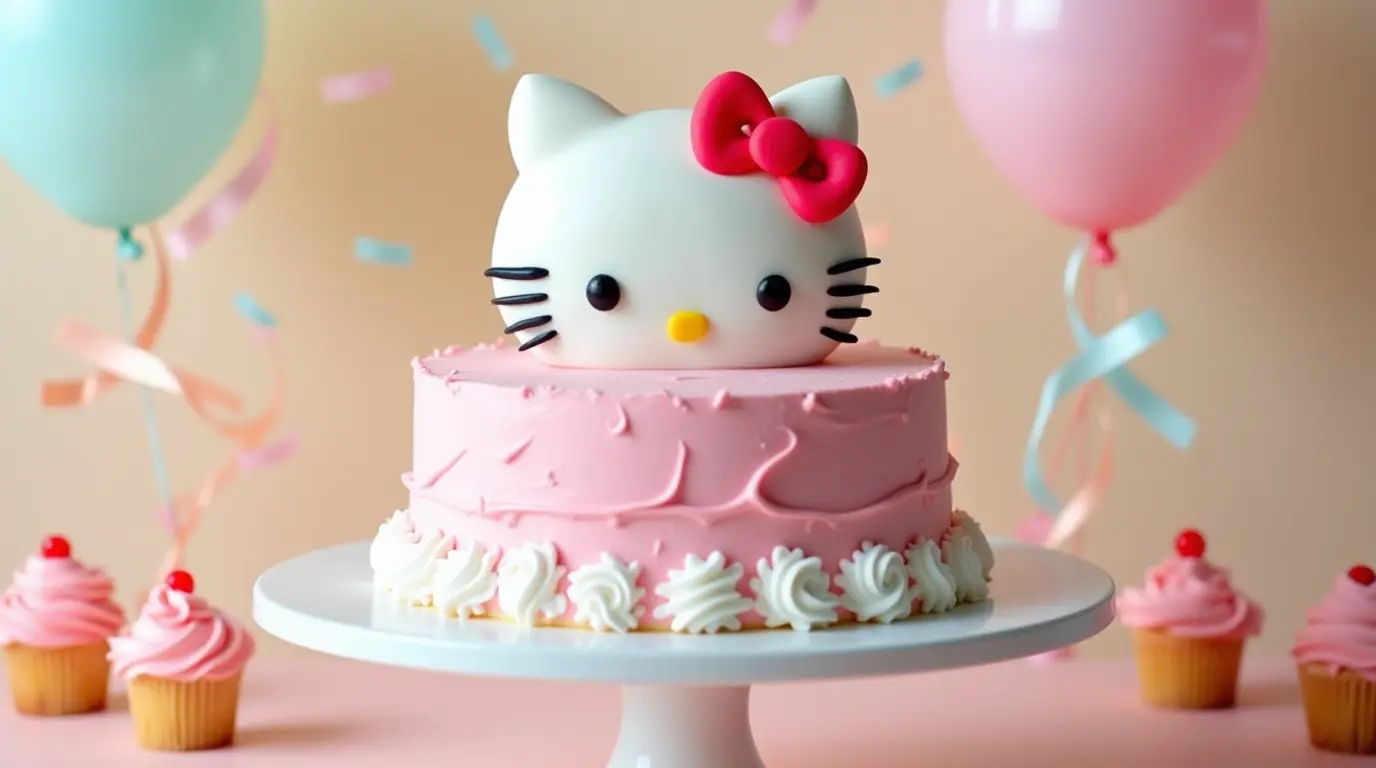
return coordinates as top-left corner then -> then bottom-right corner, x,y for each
1116,555 -> 1263,640
1293,574 -> 1376,682
407,342 -> 956,628
0,554 -> 125,648
108,585 -> 255,682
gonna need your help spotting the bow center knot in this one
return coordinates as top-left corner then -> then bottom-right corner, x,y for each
748,117 -> 811,177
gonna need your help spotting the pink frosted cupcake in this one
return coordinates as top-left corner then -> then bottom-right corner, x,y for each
1292,565 -> 1376,754
1116,529 -> 1263,709
0,535 -> 125,715
109,570 -> 255,751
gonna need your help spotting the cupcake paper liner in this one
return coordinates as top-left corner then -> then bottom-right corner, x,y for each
127,673 -> 243,751
1131,629 -> 1244,710
3,642 -> 111,716
1298,663 -> 1376,755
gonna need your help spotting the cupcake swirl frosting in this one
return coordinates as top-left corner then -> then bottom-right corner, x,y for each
1116,555 -> 1263,640
1293,574 -> 1376,682
0,555 -> 125,648
108,585 -> 255,682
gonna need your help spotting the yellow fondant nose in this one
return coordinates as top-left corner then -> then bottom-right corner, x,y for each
666,310 -> 711,344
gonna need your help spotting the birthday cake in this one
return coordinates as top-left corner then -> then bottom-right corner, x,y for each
369,70 -> 994,633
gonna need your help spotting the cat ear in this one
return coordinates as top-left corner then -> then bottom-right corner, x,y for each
769,75 -> 859,145
508,74 -> 624,172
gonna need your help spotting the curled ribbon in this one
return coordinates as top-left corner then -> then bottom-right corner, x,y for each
1018,253 -> 1120,664
1022,244 -> 1197,519
165,97 -> 279,262
45,227 -> 288,577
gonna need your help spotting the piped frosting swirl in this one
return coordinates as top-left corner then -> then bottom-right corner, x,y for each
108,585 -> 255,682
1293,572 -> 1376,682
1116,555 -> 1263,640
0,554 -> 125,648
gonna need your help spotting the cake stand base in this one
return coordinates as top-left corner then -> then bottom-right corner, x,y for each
613,686 -> 762,768
254,540 -> 1114,768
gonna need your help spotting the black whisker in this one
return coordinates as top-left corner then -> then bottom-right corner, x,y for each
518,330 -> 558,351
504,315 -> 553,334
820,327 -> 859,344
485,267 -> 549,281
827,257 -> 881,275
492,292 -> 548,306
828,284 -> 879,297
826,307 -> 872,320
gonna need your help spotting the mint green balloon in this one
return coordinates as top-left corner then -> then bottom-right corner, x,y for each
0,0 -> 265,228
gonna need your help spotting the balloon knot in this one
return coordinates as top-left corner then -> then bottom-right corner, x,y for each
1089,230 -> 1116,266
117,227 -> 145,262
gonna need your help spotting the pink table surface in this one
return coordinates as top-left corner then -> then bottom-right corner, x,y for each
0,656 -> 1357,767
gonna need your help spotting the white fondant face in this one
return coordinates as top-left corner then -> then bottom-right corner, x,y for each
490,73 -> 873,370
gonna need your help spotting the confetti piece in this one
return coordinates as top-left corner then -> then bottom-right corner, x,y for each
166,97 -> 279,260
875,59 -> 924,99
232,291 -> 276,328
472,14 -> 514,72
321,67 -> 393,104
356,236 -> 414,267
769,0 -> 817,45
239,432 -> 300,472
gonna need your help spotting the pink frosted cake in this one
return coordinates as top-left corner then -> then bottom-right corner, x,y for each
369,69 -> 994,633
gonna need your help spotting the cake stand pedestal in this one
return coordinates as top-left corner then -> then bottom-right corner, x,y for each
254,540 -> 1114,768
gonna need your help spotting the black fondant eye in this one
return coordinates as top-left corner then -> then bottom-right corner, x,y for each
756,275 -> 792,312
586,274 -> 621,312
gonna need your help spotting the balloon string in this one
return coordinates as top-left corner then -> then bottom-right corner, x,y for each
114,239 -> 173,510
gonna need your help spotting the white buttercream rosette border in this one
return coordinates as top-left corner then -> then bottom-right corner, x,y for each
369,509 -> 996,634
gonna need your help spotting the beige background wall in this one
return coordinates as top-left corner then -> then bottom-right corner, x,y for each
1,1 -> 1372,658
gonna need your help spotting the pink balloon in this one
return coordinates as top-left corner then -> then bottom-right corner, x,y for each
944,0 -> 1268,233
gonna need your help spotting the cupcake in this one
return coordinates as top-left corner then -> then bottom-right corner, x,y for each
108,570 -> 255,751
1292,565 -> 1376,754
1115,529 -> 1263,709
0,535 -> 125,715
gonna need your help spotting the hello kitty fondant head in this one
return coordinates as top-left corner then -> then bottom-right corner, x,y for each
488,70 -> 875,370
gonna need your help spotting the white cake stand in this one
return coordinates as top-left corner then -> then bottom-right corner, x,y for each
254,540 -> 1114,768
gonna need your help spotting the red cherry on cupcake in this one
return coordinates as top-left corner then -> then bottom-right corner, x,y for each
165,569 -> 195,594
40,535 -> 71,559
1348,565 -> 1376,587
1174,529 -> 1206,559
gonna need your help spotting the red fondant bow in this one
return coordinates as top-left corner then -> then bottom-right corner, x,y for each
690,71 -> 867,225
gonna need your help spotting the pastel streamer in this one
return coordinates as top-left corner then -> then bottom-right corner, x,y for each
1063,247 -> 1197,450
232,290 -> 276,327
44,228 -> 287,578
356,236 -> 413,266
321,68 -> 393,104
875,60 -> 924,99
472,14 -> 514,72
53,280 -> 286,577
41,229 -> 173,407
1043,408 -> 1114,550
1022,244 -> 1194,516
769,0 -> 818,45
165,98 -> 279,261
